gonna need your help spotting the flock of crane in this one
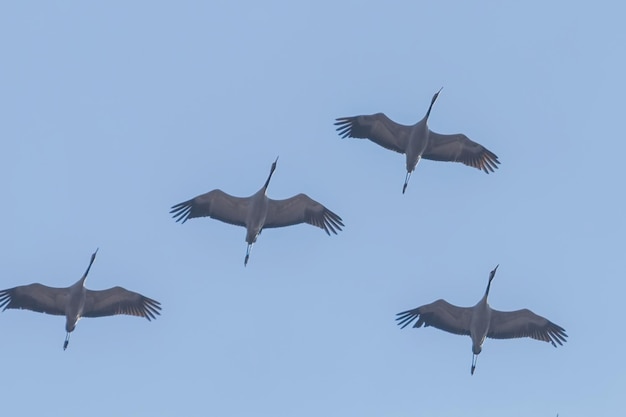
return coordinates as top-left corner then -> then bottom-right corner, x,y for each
0,89 -> 567,374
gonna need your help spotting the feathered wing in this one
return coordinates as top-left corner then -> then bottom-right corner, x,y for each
487,308 -> 567,347
82,287 -> 161,320
263,194 -> 344,235
0,283 -> 68,316
423,131 -> 500,173
335,113 -> 411,154
396,299 -> 472,336
170,189 -> 250,227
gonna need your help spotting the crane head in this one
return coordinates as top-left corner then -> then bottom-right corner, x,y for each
489,264 -> 499,282
263,157 -> 279,191
80,248 -> 99,284
270,156 -> 279,175
484,264 -> 499,298
432,87 -> 443,105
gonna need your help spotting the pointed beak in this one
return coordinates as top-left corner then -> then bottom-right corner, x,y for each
490,264 -> 499,277
433,86 -> 443,102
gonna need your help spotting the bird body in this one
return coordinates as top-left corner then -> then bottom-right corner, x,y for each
0,250 -> 161,350
335,88 -> 500,193
170,157 -> 344,266
404,117 -> 429,174
65,280 -> 87,333
469,294 -> 491,355
396,265 -> 567,374
245,187 -> 270,246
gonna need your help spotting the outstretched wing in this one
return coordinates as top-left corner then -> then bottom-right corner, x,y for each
170,189 -> 250,227
264,194 -> 344,235
488,308 -> 567,346
0,283 -> 68,316
83,287 -> 161,320
396,299 -> 472,336
335,113 -> 411,154
423,131 -> 500,173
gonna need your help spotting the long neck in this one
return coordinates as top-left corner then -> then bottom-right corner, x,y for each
425,88 -> 442,120
80,250 -> 98,286
262,161 -> 277,192
483,265 -> 498,299
484,278 -> 492,299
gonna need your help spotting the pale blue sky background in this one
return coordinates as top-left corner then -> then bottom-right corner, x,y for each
1,1 -> 624,416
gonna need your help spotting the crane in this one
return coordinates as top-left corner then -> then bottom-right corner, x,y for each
335,88 -> 500,193
396,265 -> 567,374
170,157 -> 344,266
0,249 -> 161,350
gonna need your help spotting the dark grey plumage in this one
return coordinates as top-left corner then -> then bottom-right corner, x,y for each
170,158 -> 344,266
0,250 -> 161,350
396,265 -> 567,374
335,89 -> 500,193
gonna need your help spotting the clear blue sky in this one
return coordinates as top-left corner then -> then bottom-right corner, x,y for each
1,1 -> 624,416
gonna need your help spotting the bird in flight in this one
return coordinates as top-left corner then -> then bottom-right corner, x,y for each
0,249 -> 161,350
170,157 -> 344,266
396,265 -> 567,374
335,88 -> 500,194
